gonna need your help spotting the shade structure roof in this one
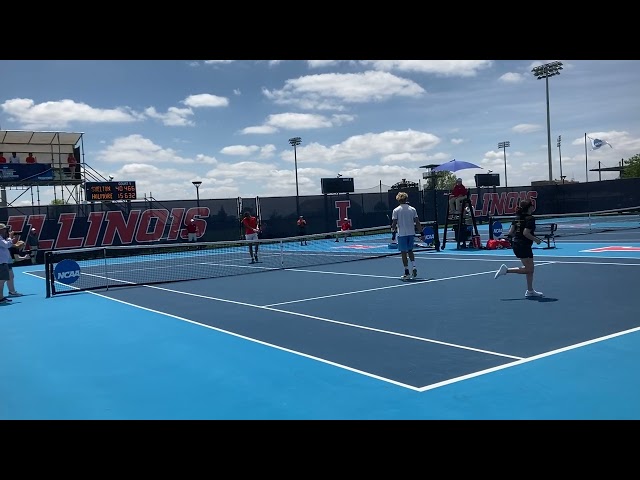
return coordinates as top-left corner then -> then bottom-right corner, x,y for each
0,130 -> 83,155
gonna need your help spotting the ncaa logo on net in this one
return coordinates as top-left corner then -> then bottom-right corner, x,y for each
492,220 -> 503,238
422,226 -> 435,243
53,259 -> 81,285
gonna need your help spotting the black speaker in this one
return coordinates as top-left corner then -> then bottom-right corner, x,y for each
475,173 -> 500,187
321,177 -> 355,194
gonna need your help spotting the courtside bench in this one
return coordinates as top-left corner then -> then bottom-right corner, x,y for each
505,222 -> 557,249
536,223 -> 557,249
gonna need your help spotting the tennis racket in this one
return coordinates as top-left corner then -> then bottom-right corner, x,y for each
387,214 -> 398,241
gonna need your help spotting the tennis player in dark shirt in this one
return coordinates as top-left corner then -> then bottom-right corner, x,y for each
493,199 -> 544,298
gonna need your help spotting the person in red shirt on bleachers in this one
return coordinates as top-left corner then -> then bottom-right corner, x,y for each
0,153 -> 6,164
448,178 -> 468,214
25,153 -> 37,164
67,153 -> 78,178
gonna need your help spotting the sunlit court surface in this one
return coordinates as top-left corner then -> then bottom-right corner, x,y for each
2,225 -> 640,420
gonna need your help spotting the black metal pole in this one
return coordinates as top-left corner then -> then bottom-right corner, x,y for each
545,74 -> 553,182
503,145 -> 508,188
294,146 -> 300,217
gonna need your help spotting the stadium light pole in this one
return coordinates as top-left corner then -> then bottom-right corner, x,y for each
498,141 -> 510,188
532,61 -> 563,182
192,180 -> 202,209
288,136 -> 302,217
557,135 -> 564,184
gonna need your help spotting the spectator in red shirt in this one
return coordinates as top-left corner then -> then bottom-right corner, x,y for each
25,153 -> 37,164
0,153 -> 6,164
336,217 -> 351,242
241,211 -> 260,263
67,153 -> 78,178
449,178 -> 468,214
297,216 -> 308,245
186,219 -> 199,242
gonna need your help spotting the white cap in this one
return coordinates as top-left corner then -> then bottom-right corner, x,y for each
31,228 -> 36,232
190,219 -> 195,222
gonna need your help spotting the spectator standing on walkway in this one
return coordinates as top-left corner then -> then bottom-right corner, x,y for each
297,216 -> 308,245
24,228 -> 39,264
0,224 -> 15,303
186,219 -> 199,242
241,211 -> 260,263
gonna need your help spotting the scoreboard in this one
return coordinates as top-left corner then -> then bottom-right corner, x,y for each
85,181 -> 137,201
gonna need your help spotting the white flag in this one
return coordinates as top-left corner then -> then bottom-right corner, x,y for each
588,137 -> 613,150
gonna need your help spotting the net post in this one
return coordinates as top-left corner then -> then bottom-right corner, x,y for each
45,250 -> 52,298
488,216 -> 495,240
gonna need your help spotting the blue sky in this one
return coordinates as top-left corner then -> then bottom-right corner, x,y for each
1,60 -> 639,207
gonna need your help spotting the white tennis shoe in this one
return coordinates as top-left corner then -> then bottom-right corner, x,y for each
525,290 -> 544,298
494,264 -> 507,279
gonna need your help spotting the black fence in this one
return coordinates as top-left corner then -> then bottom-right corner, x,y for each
3,178 -> 640,259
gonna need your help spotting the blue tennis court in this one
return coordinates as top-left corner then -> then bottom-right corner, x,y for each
2,226 -> 640,419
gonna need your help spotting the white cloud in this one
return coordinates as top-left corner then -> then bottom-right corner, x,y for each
241,112 -> 354,134
499,72 -> 525,83
182,94 -> 229,108
220,144 -> 276,158
262,71 -> 426,110
512,124 -> 542,134
358,60 -> 493,76
144,106 -> 194,127
95,134 -> 216,164
240,125 -> 279,135
307,60 -> 340,68
1,98 -> 144,129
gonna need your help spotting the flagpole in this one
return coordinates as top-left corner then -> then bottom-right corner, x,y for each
584,133 -> 588,182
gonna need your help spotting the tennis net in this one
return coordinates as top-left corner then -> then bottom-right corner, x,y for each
488,206 -> 640,239
45,222 -> 438,296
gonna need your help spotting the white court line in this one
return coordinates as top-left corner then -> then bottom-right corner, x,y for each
416,323 -> 640,392
144,283 -> 522,362
63,290 -> 425,391
265,262 -> 556,306
549,260 -> 640,266
422,251 -> 640,261
412,256 -> 640,266
26,261 -> 640,393
57,281 -> 523,392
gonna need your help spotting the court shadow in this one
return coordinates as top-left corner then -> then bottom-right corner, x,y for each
501,297 -> 558,302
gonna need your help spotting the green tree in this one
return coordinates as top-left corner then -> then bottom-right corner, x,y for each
622,153 -> 640,178
435,171 -> 457,190
50,198 -> 69,205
